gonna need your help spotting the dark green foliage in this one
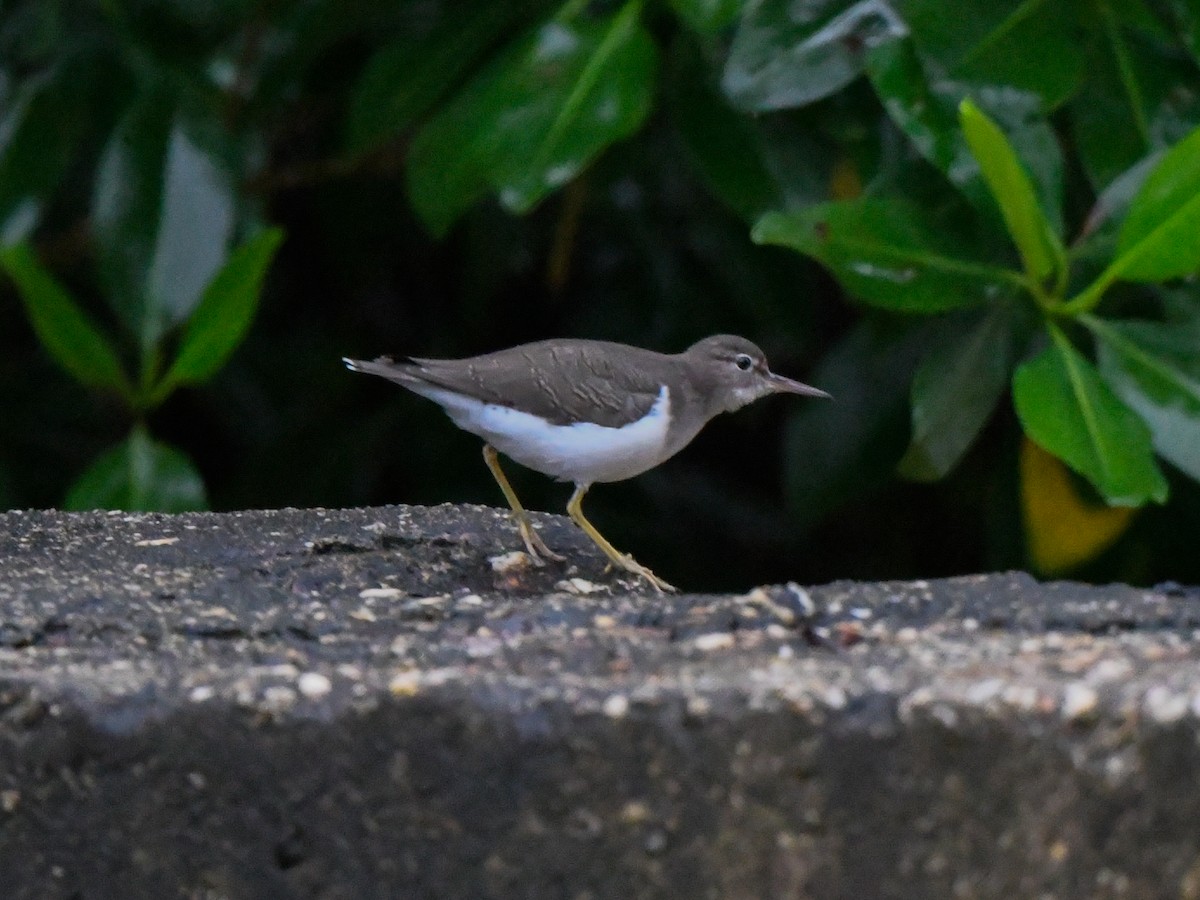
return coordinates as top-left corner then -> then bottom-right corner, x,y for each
65,425 -> 207,513
1,244 -> 132,399
2,0 -> 1200,587
406,1 -> 657,234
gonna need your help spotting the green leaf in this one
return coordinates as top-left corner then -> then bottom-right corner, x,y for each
1112,125 -> 1200,281
92,90 -> 237,349
898,305 -> 1016,481
0,244 -> 132,398
1072,149 -> 1162,262
1012,327 -> 1167,506
722,0 -> 908,112
91,88 -> 173,332
867,41 -> 1063,233
344,5 -> 516,155
895,0 -> 1084,110
1068,7 -> 1200,189
65,426 -> 207,513
784,315 -> 932,527
669,46 -> 784,221
753,198 -> 1019,312
1066,126 -> 1200,313
0,52 -> 127,244
959,98 -> 1064,284
406,2 -> 657,235
1068,12 -> 1149,188
1171,0 -> 1200,66
1088,315 -> 1200,483
100,0 -> 247,62
155,228 -> 284,398
668,0 -> 741,35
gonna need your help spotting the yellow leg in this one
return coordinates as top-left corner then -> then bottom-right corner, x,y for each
483,444 -> 564,565
566,484 -> 677,593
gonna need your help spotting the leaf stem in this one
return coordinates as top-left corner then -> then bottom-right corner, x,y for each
556,0 -> 593,24
801,233 -> 1029,286
534,0 -> 645,176
1080,313 -> 1200,407
136,343 -> 164,412
1059,269 -> 1115,316
1098,0 -> 1149,149
1047,321 -> 1113,480
960,0 -> 1052,67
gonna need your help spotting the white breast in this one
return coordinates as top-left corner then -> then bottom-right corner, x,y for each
416,385 -> 673,485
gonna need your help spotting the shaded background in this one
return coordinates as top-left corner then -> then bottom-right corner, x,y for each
2,0 -> 1200,591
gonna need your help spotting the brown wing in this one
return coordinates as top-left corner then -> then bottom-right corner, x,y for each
406,339 -> 676,427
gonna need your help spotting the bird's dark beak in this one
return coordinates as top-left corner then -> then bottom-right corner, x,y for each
767,371 -> 831,399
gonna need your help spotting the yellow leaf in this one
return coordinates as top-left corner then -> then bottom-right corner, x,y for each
1020,437 -> 1136,574
829,155 -> 862,201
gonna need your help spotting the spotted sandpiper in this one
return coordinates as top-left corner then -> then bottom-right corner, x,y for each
343,335 -> 829,592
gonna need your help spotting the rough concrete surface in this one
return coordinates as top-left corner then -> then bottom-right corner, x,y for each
2,505 -> 1200,900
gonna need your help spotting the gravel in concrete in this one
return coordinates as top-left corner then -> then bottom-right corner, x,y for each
2,506 -> 1200,899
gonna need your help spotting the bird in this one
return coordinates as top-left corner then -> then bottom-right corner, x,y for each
343,335 -> 829,592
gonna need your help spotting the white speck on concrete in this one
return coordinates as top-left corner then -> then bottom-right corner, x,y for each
556,577 -> 607,595
1144,685 -> 1188,723
602,694 -> 629,718
297,672 -> 332,699
693,632 -> 736,652
1062,683 -> 1099,721
489,551 -> 530,574
359,587 -> 404,600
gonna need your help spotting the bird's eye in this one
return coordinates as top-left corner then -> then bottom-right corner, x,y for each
735,353 -> 754,372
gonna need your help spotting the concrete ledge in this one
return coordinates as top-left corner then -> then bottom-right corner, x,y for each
2,506 -> 1199,898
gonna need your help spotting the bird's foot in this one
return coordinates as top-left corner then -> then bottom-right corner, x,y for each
606,556 -> 677,593
518,521 -> 566,566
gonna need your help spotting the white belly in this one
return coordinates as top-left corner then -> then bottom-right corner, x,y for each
418,386 -> 673,485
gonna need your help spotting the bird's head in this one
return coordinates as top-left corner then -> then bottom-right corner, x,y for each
685,335 -> 830,415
